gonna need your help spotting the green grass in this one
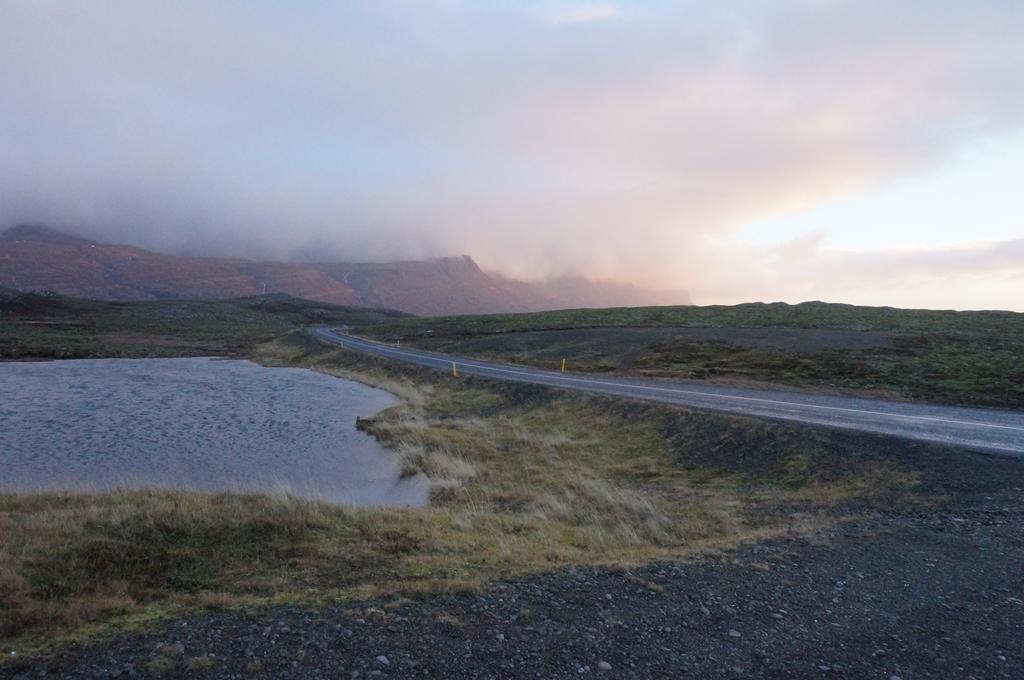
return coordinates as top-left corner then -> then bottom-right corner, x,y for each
351,301 -> 1024,409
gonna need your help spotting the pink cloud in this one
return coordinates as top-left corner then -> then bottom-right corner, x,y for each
0,1 -> 1021,308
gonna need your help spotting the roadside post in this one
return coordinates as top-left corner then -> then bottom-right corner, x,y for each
452,361 -> 458,377
561,358 -> 566,373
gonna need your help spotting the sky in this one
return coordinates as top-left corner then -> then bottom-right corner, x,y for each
1,0 -> 1022,310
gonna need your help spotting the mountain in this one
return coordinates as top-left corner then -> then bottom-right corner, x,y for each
0,225 -> 690,315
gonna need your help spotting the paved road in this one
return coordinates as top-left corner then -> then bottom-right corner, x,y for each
309,328 -> 1024,456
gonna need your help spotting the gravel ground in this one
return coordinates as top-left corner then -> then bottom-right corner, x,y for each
7,473 -> 1022,680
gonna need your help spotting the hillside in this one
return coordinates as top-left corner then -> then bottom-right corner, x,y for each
0,225 -> 690,314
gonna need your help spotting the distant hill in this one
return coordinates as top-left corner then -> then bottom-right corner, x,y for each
0,225 -> 690,315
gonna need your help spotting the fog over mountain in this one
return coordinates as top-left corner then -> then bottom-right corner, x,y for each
2,2 -> 1023,309
0,225 -> 688,314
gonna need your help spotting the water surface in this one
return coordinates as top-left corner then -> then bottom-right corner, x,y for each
0,358 -> 427,506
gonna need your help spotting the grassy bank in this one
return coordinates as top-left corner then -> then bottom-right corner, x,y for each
0,288 -> 406,360
1,332 -> 931,657
352,301 -> 1024,409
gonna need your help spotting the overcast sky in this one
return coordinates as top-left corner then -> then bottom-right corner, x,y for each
2,1 -> 1022,309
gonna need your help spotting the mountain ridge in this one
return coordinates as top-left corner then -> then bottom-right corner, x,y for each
0,225 -> 691,315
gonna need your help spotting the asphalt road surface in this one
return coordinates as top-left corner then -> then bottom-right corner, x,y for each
309,327 -> 1024,457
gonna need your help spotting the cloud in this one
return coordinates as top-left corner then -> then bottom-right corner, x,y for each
694,235 -> 1024,311
541,3 -> 621,26
0,1 -> 1021,308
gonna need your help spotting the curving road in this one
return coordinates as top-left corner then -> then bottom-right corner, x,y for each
309,327 -> 1024,457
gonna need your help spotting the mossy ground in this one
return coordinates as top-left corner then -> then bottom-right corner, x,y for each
353,301 -> 1024,409
0,290 -> 405,359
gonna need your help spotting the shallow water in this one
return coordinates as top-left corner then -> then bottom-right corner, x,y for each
0,358 -> 428,507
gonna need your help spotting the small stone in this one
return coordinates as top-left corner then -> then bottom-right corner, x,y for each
598,661 -> 612,671
770,613 -> 784,620
700,607 -> 711,616
728,629 -> 742,638
156,642 -> 185,656
375,655 -> 390,666
495,633 -> 505,641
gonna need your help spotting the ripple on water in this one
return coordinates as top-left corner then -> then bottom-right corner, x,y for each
0,358 -> 428,507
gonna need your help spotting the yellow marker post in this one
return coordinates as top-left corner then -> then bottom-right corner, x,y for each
452,361 -> 458,377
561,358 -> 566,373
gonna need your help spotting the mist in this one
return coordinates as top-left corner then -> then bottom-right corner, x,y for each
2,1 -> 1023,308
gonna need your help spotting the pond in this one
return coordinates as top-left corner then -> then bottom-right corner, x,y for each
0,358 -> 427,507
